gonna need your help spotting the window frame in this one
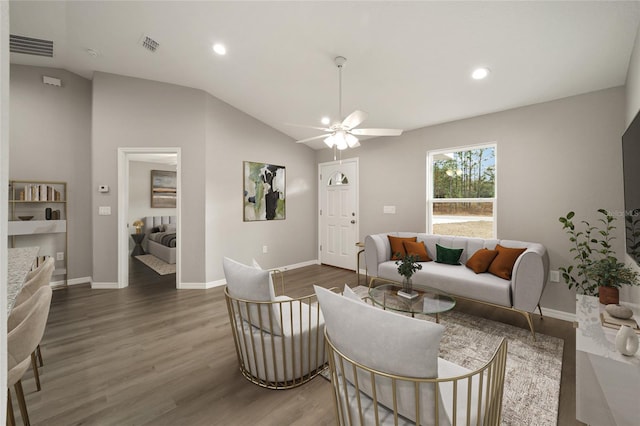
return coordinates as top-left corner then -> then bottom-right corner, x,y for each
426,143 -> 497,238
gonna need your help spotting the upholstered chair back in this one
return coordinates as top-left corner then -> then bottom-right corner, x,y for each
8,286 -> 52,376
14,257 -> 55,308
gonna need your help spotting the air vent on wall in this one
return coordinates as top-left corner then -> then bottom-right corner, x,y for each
141,35 -> 159,52
10,34 -> 54,57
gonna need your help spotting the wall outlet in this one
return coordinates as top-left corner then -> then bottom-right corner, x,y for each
383,205 -> 396,214
262,245 -> 268,254
98,206 -> 111,215
56,252 -> 64,261
550,270 -> 560,283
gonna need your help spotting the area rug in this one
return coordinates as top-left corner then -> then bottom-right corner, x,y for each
134,254 -> 176,275
338,286 -> 565,425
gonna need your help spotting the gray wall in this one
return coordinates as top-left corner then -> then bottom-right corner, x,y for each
204,94 -> 317,282
318,87 -> 626,313
9,65 -> 92,281
91,72 -> 207,284
92,72 -> 317,286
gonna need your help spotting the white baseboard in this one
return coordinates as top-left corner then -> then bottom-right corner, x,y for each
49,276 -> 92,288
91,282 -> 120,289
279,259 -> 319,271
178,279 -> 225,290
540,306 -> 576,322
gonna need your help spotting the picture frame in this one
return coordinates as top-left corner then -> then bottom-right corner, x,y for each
243,161 -> 285,221
151,170 -> 177,208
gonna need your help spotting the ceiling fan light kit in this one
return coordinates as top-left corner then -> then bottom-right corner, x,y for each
293,56 -> 403,150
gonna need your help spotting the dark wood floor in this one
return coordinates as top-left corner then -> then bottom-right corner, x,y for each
10,260 -> 581,425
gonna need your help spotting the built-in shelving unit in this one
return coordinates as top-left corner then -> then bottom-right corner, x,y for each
8,180 -> 68,285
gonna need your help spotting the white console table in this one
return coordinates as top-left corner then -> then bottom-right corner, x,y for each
576,295 -> 640,425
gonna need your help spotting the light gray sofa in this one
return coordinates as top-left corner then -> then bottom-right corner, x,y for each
365,232 -> 549,337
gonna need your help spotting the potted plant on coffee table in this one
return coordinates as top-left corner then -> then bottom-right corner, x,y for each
559,209 -> 640,304
395,253 -> 422,300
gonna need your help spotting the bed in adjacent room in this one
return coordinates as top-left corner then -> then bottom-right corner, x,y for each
144,216 -> 177,264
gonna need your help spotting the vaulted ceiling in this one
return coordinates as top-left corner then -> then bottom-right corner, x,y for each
9,1 -> 640,149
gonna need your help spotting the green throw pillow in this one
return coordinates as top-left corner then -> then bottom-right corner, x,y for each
435,244 -> 463,265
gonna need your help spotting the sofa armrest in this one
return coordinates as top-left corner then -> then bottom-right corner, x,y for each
511,248 -> 549,312
365,234 -> 391,278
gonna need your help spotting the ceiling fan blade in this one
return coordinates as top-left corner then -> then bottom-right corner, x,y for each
295,134 -> 329,144
285,123 -> 331,131
351,128 -> 404,136
341,110 -> 368,129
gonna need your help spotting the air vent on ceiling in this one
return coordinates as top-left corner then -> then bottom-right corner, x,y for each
141,35 -> 159,52
10,34 -> 54,57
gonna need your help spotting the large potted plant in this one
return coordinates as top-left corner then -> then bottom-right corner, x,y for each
559,209 -> 639,303
395,253 -> 422,299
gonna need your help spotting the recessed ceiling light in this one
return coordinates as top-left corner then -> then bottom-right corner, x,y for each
212,43 -> 226,55
472,67 -> 490,80
321,116 -> 330,125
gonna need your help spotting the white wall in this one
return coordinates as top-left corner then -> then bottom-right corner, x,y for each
9,65 -> 92,281
128,160 -> 176,250
1,0 -> 9,418
318,87 -> 626,314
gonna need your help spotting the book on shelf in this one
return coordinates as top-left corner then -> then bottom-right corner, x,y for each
19,184 -> 62,202
600,310 -> 640,334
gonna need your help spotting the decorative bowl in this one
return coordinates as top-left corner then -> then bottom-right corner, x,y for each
18,216 -> 34,221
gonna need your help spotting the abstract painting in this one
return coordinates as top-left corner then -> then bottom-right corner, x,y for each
243,161 -> 285,221
151,170 -> 177,208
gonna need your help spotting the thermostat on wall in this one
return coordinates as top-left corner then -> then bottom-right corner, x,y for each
98,185 -> 109,193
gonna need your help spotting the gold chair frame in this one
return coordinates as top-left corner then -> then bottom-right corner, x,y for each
224,287 -> 328,390
326,332 -> 508,425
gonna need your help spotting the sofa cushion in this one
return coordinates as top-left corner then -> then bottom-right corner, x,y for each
378,261 -> 512,307
403,240 -> 431,262
388,235 -> 417,260
488,244 -> 527,280
435,244 -> 463,265
466,248 -> 499,274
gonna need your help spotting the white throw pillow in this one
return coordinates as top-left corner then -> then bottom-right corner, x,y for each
223,257 -> 282,335
164,223 -> 176,233
342,284 -> 364,303
315,285 -> 447,425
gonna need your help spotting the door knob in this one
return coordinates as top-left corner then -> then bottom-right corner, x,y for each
350,220 -> 356,224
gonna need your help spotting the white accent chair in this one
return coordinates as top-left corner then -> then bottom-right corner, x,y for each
222,257 -> 327,389
315,285 -> 508,425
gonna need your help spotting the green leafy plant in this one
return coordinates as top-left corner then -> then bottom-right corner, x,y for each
559,209 -> 637,295
585,257 -> 639,288
395,253 -> 422,280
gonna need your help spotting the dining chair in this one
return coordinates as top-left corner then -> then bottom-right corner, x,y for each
10,257 -> 55,389
7,286 -> 53,426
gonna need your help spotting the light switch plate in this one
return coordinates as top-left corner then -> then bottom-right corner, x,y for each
383,205 -> 396,214
98,206 -> 111,216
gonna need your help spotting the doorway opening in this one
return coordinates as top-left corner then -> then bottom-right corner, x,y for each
117,148 -> 181,289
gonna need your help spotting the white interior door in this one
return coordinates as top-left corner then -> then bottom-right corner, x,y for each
319,159 -> 358,270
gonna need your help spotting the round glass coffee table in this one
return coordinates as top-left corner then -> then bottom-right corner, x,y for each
368,279 -> 456,323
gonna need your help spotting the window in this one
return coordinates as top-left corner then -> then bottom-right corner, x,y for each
328,171 -> 349,186
427,144 -> 496,238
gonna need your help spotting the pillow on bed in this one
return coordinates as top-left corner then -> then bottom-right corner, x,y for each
150,226 -> 161,233
164,223 -> 176,233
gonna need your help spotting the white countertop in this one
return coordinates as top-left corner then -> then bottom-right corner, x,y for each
576,294 -> 640,365
7,246 -> 39,312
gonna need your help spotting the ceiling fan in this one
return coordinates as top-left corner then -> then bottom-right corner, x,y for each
293,56 -> 403,150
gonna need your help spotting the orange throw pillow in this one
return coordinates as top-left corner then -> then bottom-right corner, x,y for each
402,241 -> 432,262
488,244 -> 527,280
465,248 -> 498,274
388,235 -> 417,260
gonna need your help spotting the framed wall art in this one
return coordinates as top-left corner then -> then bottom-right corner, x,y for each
243,161 -> 285,221
151,170 -> 177,208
